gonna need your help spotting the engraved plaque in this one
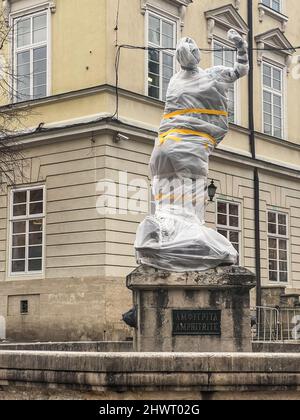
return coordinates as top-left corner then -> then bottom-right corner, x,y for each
172,309 -> 221,336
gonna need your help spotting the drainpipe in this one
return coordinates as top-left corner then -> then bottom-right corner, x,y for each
254,168 -> 262,307
247,0 -> 262,306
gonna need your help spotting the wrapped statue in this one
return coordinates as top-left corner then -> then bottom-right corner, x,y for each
135,30 -> 249,272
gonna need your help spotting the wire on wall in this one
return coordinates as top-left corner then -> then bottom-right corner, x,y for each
114,0 -> 121,47
111,43 -> 300,121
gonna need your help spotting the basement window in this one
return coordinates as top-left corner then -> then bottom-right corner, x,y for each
20,300 -> 29,314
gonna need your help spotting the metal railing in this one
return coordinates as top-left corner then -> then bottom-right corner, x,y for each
251,306 -> 300,342
279,308 -> 300,341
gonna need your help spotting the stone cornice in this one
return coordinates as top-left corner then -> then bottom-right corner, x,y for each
5,0 -> 57,16
255,28 -> 296,70
140,0 -> 193,14
255,28 -> 295,54
205,3 -> 248,44
140,0 -> 193,28
7,116 -> 299,181
166,0 -> 193,6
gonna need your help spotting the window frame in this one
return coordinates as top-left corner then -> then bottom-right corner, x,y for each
267,210 -> 290,284
216,200 -> 242,264
11,6 -> 51,103
261,0 -> 282,14
9,185 -> 46,278
262,61 -> 284,139
212,38 -> 239,125
145,10 -> 177,102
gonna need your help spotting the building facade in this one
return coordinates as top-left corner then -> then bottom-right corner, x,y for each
0,0 -> 299,342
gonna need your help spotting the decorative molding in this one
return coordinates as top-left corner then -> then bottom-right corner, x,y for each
205,4 -> 249,44
256,41 -> 265,66
255,28 -> 296,71
165,0 -> 193,7
179,4 -> 187,29
258,3 -> 288,32
8,0 -> 57,15
285,55 -> 293,73
49,1 -> 56,13
141,0 -> 192,14
2,0 -> 11,24
207,18 -> 215,44
140,0 -> 192,28
234,0 -> 241,10
140,0 -> 147,15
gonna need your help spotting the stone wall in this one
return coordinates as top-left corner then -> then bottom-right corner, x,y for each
253,342 -> 300,353
0,341 -> 133,352
0,352 -> 300,400
1,341 -> 299,354
0,276 -> 132,342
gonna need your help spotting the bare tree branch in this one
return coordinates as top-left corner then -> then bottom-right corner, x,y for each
0,11 -> 32,189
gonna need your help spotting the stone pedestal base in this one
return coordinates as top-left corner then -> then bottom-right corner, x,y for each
126,265 -> 256,352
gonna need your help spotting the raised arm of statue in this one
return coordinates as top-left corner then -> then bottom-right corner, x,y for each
209,29 -> 249,84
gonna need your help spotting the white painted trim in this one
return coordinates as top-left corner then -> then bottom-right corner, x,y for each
204,4 -> 249,36
47,4 -> 52,96
212,37 -> 240,125
283,65 -> 288,141
260,0 -> 285,16
142,2 -> 182,22
215,199 -> 243,266
7,184 -> 46,279
144,9 -> 149,98
267,0 -> 282,13
9,1 -> 54,17
261,60 -> 285,140
10,3 -> 52,102
145,9 -> 177,101
266,209 -> 290,286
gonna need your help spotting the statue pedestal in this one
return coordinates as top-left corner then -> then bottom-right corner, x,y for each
126,265 -> 256,352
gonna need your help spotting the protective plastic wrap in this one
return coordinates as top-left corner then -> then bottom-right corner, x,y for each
135,30 -> 249,272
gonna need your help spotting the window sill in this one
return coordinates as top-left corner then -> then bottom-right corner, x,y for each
261,284 -> 287,288
6,274 -> 44,282
141,0 -> 192,12
164,0 -> 192,6
258,3 -> 289,31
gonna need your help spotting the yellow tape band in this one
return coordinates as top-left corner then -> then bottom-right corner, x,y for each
163,108 -> 228,119
159,128 -> 217,146
155,193 -> 201,202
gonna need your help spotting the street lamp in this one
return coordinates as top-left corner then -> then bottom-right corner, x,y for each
208,180 -> 217,202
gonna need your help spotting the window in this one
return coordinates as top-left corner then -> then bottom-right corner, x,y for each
20,300 -> 29,314
147,13 -> 176,101
13,10 -> 48,102
10,187 -> 45,275
268,211 -> 288,283
262,0 -> 282,13
217,201 -> 241,263
213,41 -> 236,123
263,63 -> 283,138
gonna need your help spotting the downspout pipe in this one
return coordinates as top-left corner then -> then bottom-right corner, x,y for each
247,0 -> 262,307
